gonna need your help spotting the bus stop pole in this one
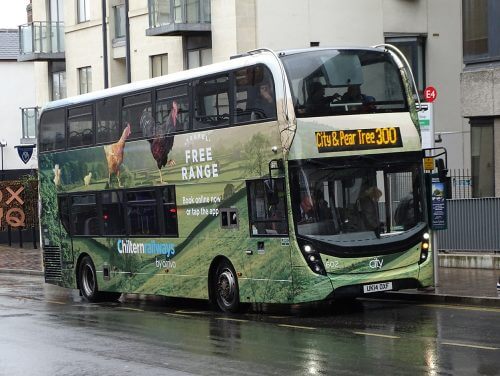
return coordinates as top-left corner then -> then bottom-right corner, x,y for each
433,231 -> 439,287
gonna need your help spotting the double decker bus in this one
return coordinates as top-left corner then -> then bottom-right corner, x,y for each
39,46 -> 432,312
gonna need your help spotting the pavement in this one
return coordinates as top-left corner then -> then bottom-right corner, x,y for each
0,244 -> 498,307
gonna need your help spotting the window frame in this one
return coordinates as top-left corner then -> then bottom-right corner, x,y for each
39,108 -> 66,152
78,66 -> 92,95
67,104 -> 95,149
57,186 -> 179,237
114,4 -> 126,39
77,0 -> 90,23
385,35 -> 426,96
150,53 -> 169,78
246,178 -> 289,237
38,62 -> 278,154
462,0 -> 500,64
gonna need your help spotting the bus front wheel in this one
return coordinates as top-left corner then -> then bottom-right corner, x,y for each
213,259 -> 240,313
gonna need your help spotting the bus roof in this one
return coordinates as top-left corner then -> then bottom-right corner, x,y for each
41,49 -> 280,113
41,46 -> 387,113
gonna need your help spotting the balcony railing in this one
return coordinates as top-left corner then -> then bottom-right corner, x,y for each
18,21 -> 65,61
20,107 -> 38,142
147,0 -> 211,36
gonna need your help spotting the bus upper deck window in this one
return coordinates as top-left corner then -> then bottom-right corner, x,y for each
234,65 -> 276,124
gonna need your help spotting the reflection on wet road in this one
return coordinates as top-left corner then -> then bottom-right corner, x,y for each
0,274 -> 499,375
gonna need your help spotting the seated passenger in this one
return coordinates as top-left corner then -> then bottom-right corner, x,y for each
357,186 -> 382,232
252,80 -> 276,120
305,82 -> 339,115
394,193 -> 416,229
341,85 -> 376,110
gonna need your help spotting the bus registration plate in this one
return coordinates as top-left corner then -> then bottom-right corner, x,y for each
363,282 -> 393,294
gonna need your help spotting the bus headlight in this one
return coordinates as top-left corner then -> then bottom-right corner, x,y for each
299,242 -> 326,276
419,233 -> 430,264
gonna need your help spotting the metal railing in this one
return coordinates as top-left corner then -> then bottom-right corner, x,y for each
149,0 -> 211,28
19,21 -> 65,56
449,169 -> 472,199
436,197 -> 500,253
21,107 -> 38,140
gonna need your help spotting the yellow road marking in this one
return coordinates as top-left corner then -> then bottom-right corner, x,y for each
162,312 -> 191,318
46,300 -> 66,305
278,324 -> 316,330
441,342 -> 499,351
175,310 -> 210,315
117,307 -> 144,312
354,331 -> 400,339
215,317 -> 249,323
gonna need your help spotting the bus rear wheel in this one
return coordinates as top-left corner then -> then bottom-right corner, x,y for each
78,256 -> 121,302
213,260 -> 239,313
79,256 -> 99,302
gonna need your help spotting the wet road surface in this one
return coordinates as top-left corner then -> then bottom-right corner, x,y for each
0,274 -> 499,376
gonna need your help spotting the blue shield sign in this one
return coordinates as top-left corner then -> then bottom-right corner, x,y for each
16,145 -> 35,164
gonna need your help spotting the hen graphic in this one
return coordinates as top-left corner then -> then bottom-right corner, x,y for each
104,123 -> 131,187
141,100 -> 179,183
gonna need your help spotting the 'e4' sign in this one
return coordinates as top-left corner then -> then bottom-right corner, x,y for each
0,186 -> 25,228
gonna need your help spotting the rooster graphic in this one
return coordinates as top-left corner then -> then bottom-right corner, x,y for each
141,101 -> 179,183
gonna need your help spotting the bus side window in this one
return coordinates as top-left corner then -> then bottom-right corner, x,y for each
126,190 -> 159,235
161,186 -> 178,237
156,85 -> 190,133
234,65 -> 277,124
194,75 -> 230,129
39,109 -> 66,152
96,97 -> 120,144
68,105 -> 93,148
122,92 -> 152,140
102,191 -> 125,236
58,195 -> 71,234
247,178 -> 288,236
71,194 -> 99,236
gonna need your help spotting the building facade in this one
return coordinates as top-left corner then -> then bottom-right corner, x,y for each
0,29 -> 37,178
22,0 -> 465,185
461,0 -> 500,198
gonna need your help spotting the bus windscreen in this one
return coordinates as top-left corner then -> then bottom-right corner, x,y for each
281,49 -> 408,118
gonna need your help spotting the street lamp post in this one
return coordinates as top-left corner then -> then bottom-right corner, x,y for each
0,139 -> 6,181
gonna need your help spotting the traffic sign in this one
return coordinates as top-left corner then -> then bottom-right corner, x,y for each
424,86 -> 437,103
423,157 -> 434,171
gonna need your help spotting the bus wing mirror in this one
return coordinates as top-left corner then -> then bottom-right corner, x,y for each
436,158 -> 448,182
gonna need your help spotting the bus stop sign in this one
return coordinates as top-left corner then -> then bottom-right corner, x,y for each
424,86 -> 437,103
426,174 -> 447,230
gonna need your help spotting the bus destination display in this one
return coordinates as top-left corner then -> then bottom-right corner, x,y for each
316,127 -> 403,152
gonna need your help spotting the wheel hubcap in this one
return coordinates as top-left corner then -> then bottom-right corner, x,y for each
82,264 -> 95,297
217,269 -> 235,306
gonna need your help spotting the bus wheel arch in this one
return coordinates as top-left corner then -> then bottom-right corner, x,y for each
209,257 -> 240,313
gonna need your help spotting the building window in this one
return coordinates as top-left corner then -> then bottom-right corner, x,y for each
150,53 -> 168,78
385,36 -> 426,95
78,66 -> 92,94
187,48 -> 212,69
51,70 -> 66,100
186,36 -> 211,69
470,118 -> 494,197
114,4 -> 126,39
77,0 -> 90,23
150,0 -> 170,27
463,0 -> 500,63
